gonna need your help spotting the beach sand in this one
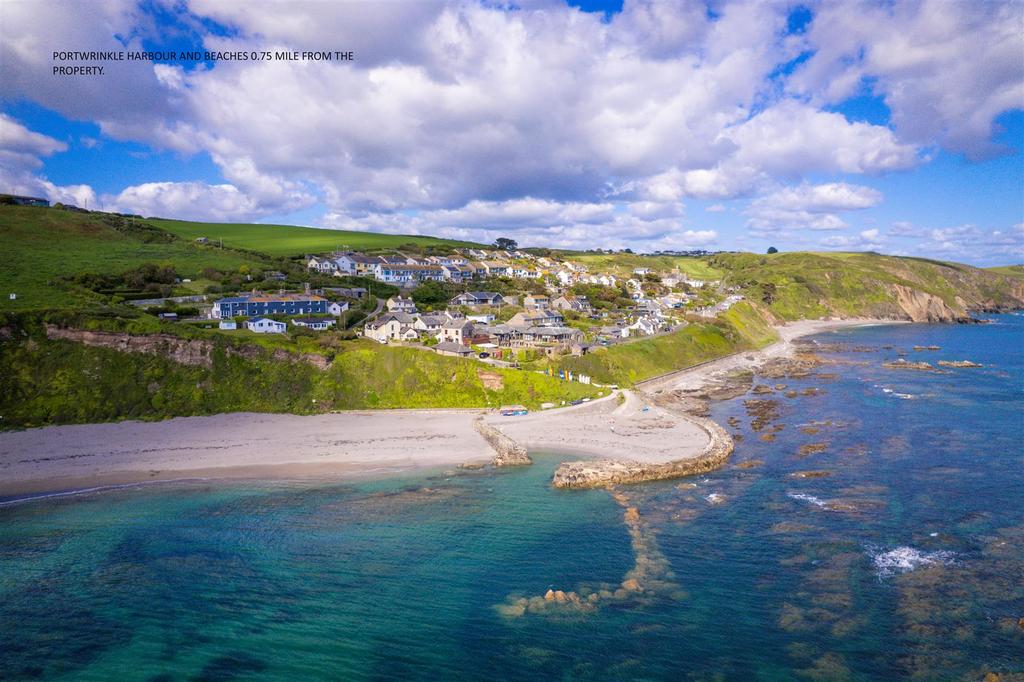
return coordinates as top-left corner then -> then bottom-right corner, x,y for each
0,318 -> 900,497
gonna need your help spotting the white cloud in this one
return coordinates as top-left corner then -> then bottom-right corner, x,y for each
1,1 -> 1020,251
788,0 -> 1024,159
746,182 -> 883,232
103,180 -> 314,222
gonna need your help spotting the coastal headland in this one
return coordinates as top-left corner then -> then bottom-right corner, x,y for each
0,318 -> 893,499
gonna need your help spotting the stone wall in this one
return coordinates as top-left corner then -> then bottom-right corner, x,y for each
474,416 -> 532,466
551,413 -> 733,489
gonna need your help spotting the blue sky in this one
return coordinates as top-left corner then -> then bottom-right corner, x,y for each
1,0 -> 1021,264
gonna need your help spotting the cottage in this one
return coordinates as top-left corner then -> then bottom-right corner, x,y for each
386,296 -> 417,313
450,291 -> 504,307
552,295 -> 592,312
219,320 -> 237,330
413,313 -> 449,334
518,325 -> 582,345
523,294 -> 550,310
434,341 -> 476,358
506,310 -> 564,329
247,317 -> 286,334
363,311 -> 415,343
291,317 -> 336,331
440,318 -> 474,345
307,256 -> 337,273
327,301 -> 350,316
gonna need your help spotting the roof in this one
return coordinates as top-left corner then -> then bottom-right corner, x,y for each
434,341 -> 474,354
443,318 -> 474,329
293,317 -> 332,324
418,314 -> 448,325
247,294 -> 326,303
250,317 -> 283,324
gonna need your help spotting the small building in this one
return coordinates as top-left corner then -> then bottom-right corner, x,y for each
247,317 -> 286,334
2,194 -> 49,207
523,294 -> 550,310
157,312 -> 178,321
386,296 -> 417,313
440,318 -> 474,345
450,291 -> 504,307
434,341 -> 476,358
327,301 -> 350,316
292,317 -> 336,331
195,237 -> 209,244
219,320 -> 237,330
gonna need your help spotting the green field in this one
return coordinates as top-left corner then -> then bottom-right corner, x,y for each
570,253 -> 724,279
0,206 -> 263,311
146,218 -> 485,257
987,264 -> 1024,281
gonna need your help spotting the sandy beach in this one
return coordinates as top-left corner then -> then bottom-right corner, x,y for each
0,318 -> 900,497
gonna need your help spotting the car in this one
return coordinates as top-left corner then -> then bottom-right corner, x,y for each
478,352 -> 490,359
570,399 -> 584,406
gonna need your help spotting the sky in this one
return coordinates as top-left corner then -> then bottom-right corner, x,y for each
0,0 -> 1022,265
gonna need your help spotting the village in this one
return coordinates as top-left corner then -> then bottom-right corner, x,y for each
199,245 -> 745,364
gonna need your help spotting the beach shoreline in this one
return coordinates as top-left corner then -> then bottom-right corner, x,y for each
0,318 -> 901,498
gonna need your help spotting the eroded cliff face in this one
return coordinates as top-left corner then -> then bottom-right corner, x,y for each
890,284 -> 967,322
43,325 -> 330,370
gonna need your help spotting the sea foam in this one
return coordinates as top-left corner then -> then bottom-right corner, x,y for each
869,546 -> 958,578
787,492 -> 826,507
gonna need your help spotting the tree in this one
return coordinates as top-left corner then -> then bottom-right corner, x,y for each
493,237 -> 518,251
767,246 -> 779,254
411,280 -> 450,311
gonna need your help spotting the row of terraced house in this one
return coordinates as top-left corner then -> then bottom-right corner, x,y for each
307,250 -> 543,285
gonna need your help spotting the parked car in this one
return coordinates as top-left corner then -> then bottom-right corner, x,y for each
478,352 -> 490,359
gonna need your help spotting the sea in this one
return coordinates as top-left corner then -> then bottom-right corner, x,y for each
1,314 -> 1022,680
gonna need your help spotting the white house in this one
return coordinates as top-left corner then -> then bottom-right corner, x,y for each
328,301 -> 350,316
247,317 -> 286,334
291,317 -> 336,331
386,296 -> 417,313
219,320 -> 237,330
307,256 -> 338,273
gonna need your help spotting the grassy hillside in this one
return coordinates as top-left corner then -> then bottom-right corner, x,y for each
570,253 -> 724,279
146,218 -> 485,257
0,206 -> 263,311
709,252 -> 1024,321
0,317 -> 599,429
987,264 -> 1024,281
558,302 -> 777,385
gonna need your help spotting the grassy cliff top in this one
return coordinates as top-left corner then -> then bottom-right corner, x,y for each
0,206 -> 263,311
145,218 -> 486,256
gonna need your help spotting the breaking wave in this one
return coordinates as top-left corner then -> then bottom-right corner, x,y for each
868,546 -> 958,578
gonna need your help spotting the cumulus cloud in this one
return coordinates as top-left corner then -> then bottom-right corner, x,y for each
1,0 -> 1020,251
103,180 -> 314,221
747,182 -> 883,232
788,0 -> 1024,159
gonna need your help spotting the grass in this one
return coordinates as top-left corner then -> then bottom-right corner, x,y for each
707,251 -> 1023,321
0,206 -> 262,311
145,218 -> 486,257
987,264 -> 1024,281
568,253 -> 724,279
0,313 -> 600,429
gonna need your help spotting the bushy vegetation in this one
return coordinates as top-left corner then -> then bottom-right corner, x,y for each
0,314 -> 599,429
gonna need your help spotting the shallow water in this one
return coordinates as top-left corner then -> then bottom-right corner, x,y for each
1,315 -> 1022,680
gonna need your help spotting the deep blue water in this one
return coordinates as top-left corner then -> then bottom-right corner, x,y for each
1,315 -> 1022,680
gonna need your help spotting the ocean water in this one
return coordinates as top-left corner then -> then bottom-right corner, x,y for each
1,315 -> 1022,680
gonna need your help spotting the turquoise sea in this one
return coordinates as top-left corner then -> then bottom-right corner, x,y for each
1,315 -> 1022,680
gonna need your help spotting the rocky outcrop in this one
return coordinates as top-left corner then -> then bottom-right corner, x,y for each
551,414 -> 733,488
891,284 -> 968,322
474,416 -> 531,466
43,325 -> 330,370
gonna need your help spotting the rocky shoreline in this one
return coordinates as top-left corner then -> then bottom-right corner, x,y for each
550,413 -> 733,489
